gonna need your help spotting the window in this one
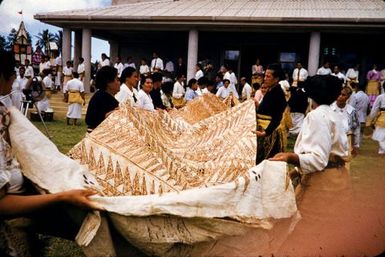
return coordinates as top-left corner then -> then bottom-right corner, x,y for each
224,50 -> 240,61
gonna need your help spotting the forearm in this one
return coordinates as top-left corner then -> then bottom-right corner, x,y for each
286,152 -> 300,166
0,193 -> 64,216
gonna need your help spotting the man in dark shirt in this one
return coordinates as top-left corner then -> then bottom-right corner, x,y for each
255,63 -> 287,164
85,66 -> 119,131
150,72 -> 166,110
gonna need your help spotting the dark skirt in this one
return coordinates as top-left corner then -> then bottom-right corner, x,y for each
256,128 -> 284,165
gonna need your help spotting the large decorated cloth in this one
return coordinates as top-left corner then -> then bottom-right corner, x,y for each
8,94 -> 298,257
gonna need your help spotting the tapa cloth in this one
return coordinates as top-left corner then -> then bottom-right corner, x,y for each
8,95 -> 298,256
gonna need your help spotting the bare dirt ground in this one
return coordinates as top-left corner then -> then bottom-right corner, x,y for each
277,136 -> 385,256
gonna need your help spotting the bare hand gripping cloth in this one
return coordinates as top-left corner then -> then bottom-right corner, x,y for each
8,95 -> 298,256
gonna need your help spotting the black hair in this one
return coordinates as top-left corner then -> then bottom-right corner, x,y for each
120,67 -> 136,84
161,81 -> 173,95
187,78 -> 197,88
151,72 -> 163,83
223,79 -> 230,84
72,71 -> 79,78
342,86 -> 353,96
252,83 -> 261,90
95,66 -> 118,90
79,57 -> 84,62
304,75 -> 342,105
141,75 -> 152,85
42,69 -> 51,76
197,76 -> 208,86
0,50 -> 16,81
266,63 -> 284,81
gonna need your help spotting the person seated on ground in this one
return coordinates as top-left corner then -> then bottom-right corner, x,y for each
35,69 -> 52,113
172,73 -> 186,108
160,81 -> 174,109
185,78 -> 199,102
216,79 -> 236,101
137,75 -> 155,111
85,66 -> 120,132
0,49 -> 100,257
198,77 -> 210,94
240,77 -> 252,101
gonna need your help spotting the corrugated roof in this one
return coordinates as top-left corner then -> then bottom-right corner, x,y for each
34,0 -> 385,25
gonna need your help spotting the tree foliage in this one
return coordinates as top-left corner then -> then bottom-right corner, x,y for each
4,28 -> 17,52
35,29 -> 55,54
0,35 -> 6,50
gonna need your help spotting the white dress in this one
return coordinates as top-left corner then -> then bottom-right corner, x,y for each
370,94 -> 385,154
11,76 -> 28,110
65,78 -> 84,119
241,82 -> 252,100
172,81 -> 185,99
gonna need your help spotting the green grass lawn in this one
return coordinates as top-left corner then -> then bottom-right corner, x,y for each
32,118 -> 88,154
32,118 -> 87,257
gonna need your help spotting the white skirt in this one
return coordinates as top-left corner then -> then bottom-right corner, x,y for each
36,97 -> 50,112
288,112 -> 304,136
67,103 -> 82,119
372,126 -> 385,142
11,91 -> 25,110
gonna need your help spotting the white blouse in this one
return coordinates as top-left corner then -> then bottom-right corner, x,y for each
172,81 -> 185,99
294,105 -> 348,174
115,83 -> 138,107
137,89 -> 155,111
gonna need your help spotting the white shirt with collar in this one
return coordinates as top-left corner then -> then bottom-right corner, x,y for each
139,64 -> 150,75
77,63 -> 85,74
165,61 -> 174,73
241,82 -> 252,100
223,71 -> 239,99
345,68 -> 359,81
332,72 -> 346,83
216,86 -> 237,100
195,70 -> 204,80
137,89 -> 155,111
25,66 -> 34,78
101,59 -> 111,67
114,62 -> 124,78
292,68 -> 308,82
115,83 -> 138,107
172,81 -> 185,99
151,58 -> 164,72
43,76 -> 53,89
316,67 -> 332,75
294,105 -> 348,174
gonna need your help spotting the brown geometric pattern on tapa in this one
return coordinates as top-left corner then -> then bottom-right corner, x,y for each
68,94 -> 256,197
